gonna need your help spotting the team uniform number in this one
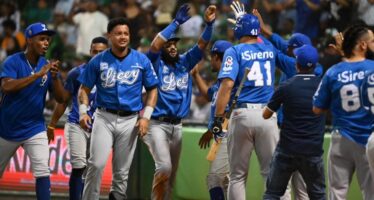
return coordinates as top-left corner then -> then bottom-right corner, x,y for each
247,61 -> 271,86
367,87 -> 374,114
340,84 -> 361,112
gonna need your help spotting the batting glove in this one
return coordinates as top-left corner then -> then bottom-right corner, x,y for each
231,1 -> 246,19
174,4 -> 191,25
211,116 -> 224,135
227,1 -> 246,25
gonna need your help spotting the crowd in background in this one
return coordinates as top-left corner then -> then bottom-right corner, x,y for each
0,0 -> 373,125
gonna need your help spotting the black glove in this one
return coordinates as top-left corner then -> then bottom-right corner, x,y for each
211,116 -> 224,136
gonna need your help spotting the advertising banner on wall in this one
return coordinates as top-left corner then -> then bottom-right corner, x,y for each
0,129 -> 112,194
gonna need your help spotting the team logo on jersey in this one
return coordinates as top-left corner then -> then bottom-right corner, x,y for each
161,72 -> 188,91
40,74 -> 48,87
100,62 -> 109,70
223,56 -> 233,72
162,66 -> 169,74
100,68 -> 140,88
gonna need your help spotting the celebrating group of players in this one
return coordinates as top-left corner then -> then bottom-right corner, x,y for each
0,1 -> 374,200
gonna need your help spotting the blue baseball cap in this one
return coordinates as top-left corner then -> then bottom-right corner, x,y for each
211,40 -> 232,54
25,22 -> 56,39
288,33 -> 312,48
167,33 -> 180,42
293,44 -> 319,68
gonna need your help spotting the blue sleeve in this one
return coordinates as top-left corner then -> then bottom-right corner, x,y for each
276,51 -> 297,79
313,72 -> 331,109
207,87 -> 214,102
0,58 -> 18,79
64,68 -> 79,94
267,84 -> 285,112
142,57 -> 159,89
218,48 -> 239,81
183,45 -> 203,71
78,57 -> 99,89
269,33 -> 288,53
314,63 -> 324,77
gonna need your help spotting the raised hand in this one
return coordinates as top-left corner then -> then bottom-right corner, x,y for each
204,5 -> 216,24
329,32 -> 344,57
50,60 -> 60,79
230,0 -> 246,19
175,4 -> 191,25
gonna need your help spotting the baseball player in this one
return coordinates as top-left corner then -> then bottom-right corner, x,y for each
78,17 -> 159,200
262,44 -> 326,200
211,11 -> 281,199
361,71 -> 374,183
47,36 -> 108,200
0,22 -> 65,200
313,25 -> 374,200
142,4 -> 215,200
191,40 -> 233,200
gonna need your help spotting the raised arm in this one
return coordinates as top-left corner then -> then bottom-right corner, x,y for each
149,4 -> 191,53
190,62 -> 209,100
196,5 -> 216,50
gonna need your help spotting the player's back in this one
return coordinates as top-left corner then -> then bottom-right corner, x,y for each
317,59 -> 374,145
361,71 -> 374,130
220,42 -> 276,104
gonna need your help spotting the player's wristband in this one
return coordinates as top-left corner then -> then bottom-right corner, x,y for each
47,125 -> 55,130
142,106 -> 154,120
159,20 -> 179,41
201,23 -> 213,42
79,104 -> 88,116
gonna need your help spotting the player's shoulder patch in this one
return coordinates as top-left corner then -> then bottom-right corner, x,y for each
223,56 -> 234,72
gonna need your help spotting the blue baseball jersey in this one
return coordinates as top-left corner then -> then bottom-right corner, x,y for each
218,42 -> 277,104
0,52 -> 53,141
64,64 -> 97,124
361,71 -> 374,131
79,49 -> 159,112
147,45 -> 203,118
313,60 -> 374,146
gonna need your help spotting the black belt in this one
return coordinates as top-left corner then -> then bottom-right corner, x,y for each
98,107 -> 137,117
151,116 -> 182,124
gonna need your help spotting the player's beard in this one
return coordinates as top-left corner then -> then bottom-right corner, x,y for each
366,49 -> 374,60
161,49 -> 179,66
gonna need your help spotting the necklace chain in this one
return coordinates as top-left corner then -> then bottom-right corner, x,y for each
24,53 -> 35,75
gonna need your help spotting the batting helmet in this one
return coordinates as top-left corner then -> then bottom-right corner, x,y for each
233,14 -> 260,40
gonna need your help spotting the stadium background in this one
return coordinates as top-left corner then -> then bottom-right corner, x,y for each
0,0 -> 372,199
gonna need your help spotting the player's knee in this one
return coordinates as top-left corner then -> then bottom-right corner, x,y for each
90,160 -> 107,171
33,166 -> 50,178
